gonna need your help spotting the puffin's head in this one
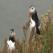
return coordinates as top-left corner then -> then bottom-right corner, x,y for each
10,29 -> 16,36
10,29 -> 14,32
29,5 -> 36,17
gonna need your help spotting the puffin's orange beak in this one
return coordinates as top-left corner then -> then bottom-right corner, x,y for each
13,32 -> 16,36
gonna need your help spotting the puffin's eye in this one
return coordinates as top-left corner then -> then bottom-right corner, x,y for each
32,8 -> 33,9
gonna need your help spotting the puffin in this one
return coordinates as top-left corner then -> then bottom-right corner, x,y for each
29,6 -> 40,35
7,29 -> 16,51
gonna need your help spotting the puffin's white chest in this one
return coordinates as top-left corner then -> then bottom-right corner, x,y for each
30,18 -> 35,31
7,40 -> 15,50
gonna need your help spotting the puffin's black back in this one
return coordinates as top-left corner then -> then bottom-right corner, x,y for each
32,11 -> 40,35
9,36 -> 15,42
32,11 -> 40,25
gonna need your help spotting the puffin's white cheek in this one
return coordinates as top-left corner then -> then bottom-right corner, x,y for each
29,8 -> 35,13
11,32 -> 16,36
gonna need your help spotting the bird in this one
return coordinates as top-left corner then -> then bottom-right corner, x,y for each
7,29 -> 16,53
29,5 -> 40,35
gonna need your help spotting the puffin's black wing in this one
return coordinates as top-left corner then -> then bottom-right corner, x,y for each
32,11 -> 40,35
9,36 -> 15,42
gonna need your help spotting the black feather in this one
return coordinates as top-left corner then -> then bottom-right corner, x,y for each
32,10 -> 40,35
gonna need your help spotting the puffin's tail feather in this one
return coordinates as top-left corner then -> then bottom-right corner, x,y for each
36,27 -> 40,35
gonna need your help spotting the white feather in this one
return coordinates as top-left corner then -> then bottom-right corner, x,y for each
30,18 -> 35,31
7,40 -> 15,50
29,6 -> 36,13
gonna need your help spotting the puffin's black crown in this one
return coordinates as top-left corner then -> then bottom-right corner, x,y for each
10,29 -> 14,32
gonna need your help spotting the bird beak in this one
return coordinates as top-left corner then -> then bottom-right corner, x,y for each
13,32 -> 16,36
29,12 -> 32,17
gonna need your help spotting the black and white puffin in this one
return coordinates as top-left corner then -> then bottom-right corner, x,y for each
9,29 -> 16,42
29,6 -> 40,35
7,29 -> 16,51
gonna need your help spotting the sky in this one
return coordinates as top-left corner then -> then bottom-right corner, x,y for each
0,0 -> 53,47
